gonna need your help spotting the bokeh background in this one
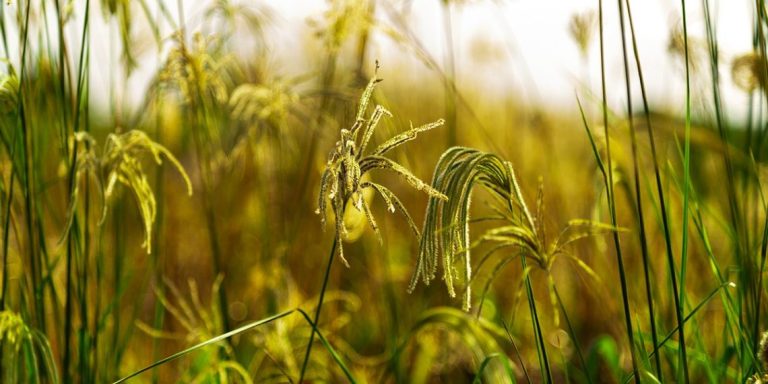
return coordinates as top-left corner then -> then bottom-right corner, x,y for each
1,0 -> 767,383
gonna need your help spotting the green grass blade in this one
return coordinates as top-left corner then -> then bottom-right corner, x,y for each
553,285 -> 593,384
678,0 -> 693,380
295,308 -> 358,383
597,0 -> 639,379
472,353 -> 516,384
299,236 -> 339,383
521,256 -> 551,382
619,0 -> 663,378
112,310 -> 293,383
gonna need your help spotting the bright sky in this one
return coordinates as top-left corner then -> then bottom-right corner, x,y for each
72,0 -> 759,122
262,0 -> 757,121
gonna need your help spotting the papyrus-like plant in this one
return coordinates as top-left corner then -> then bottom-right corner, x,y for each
301,64 -> 445,382
409,147 -> 617,315
316,65 -> 447,266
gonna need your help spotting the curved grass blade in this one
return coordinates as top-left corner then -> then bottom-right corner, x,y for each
597,0 -> 639,378
622,282 -> 731,383
112,310 -> 293,383
472,353 -> 516,384
295,308 -> 358,383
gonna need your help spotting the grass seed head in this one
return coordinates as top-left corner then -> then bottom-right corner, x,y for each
158,32 -> 232,106
732,52 -> 766,93
0,310 -> 29,352
66,130 -> 193,254
759,331 -> 768,371
411,147 -> 620,314
568,10 -> 596,59
0,73 -> 19,113
229,80 -> 298,128
317,64 -> 445,267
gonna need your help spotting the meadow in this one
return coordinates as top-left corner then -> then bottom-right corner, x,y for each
0,0 -> 767,383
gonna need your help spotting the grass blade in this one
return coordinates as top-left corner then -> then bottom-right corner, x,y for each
112,310 -> 293,383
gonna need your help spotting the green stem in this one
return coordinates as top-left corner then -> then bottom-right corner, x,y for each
521,258 -> 551,383
0,125 -> 19,311
678,0 -> 692,381
177,0 -> 231,334
624,0 -> 679,378
597,0 -> 640,379
553,285 -> 592,383
17,0 -> 44,333
299,236 -> 339,383
619,0 -> 662,378
150,13 -> 166,381
0,1 -> 9,58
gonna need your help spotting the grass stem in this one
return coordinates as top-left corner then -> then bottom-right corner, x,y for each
598,0 -> 640,379
299,236 -> 339,383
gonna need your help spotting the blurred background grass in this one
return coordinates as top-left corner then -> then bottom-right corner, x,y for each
0,0 -> 767,382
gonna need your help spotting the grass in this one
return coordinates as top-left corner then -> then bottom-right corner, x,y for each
0,0 -> 767,382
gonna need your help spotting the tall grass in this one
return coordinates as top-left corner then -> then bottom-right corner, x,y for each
596,0 -> 640,379
0,0 -> 767,382
301,66 -> 445,381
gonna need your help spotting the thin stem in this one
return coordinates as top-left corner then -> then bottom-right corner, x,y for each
189,112 -> 231,335
678,0 -> 693,381
0,131 -> 18,311
17,0 -> 44,333
597,0 -> 640,379
553,285 -> 592,383
177,0 -> 231,336
150,8 -> 166,383
442,0 -> 457,147
502,319 -> 532,384
521,258 -> 551,383
619,0 -> 662,378
299,236 -> 339,383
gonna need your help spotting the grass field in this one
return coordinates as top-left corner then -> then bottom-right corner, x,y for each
1,0 -> 768,382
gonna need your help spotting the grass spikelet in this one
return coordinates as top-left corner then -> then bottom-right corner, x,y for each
158,32 -> 233,106
316,64 -> 445,267
66,130 -> 192,253
410,146 -> 620,316
0,73 -> 19,113
229,80 -> 298,128
0,310 -> 28,353
746,331 -> 768,383
0,311 -> 59,384
301,63 -> 445,383
568,10 -> 597,59
732,52 -> 766,93
309,0 -> 374,54
409,147 -> 517,309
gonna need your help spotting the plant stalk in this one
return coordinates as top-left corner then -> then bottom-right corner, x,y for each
597,0 -> 640,379
299,236 -> 339,383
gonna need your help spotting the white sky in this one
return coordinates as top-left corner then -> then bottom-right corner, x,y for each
5,0 -> 753,122
261,0 -> 756,120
